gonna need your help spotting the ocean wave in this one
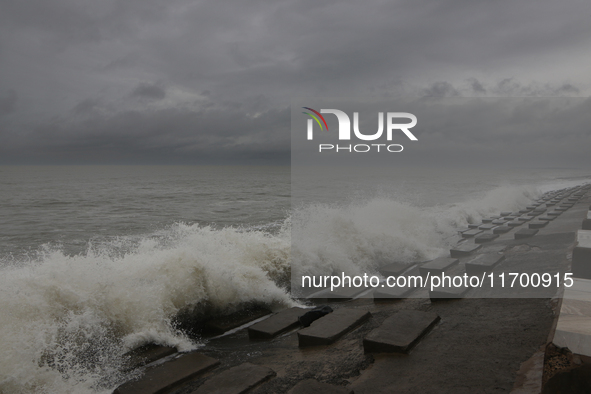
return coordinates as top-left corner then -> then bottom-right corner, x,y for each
0,183 -> 548,393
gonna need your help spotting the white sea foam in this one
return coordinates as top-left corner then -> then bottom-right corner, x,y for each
0,183 -> 568,393
291,185 -> 540,280
0,224 -> 293,393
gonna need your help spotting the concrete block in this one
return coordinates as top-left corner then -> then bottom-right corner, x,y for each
517,216 -> 532,222
547,211 -> 562,216
493,225 -> 512,234
287,380 -> 353,394
363,310 -> 440,354
113,352 -> 220,394
478,224 -> 496,230
419,257 -> 459,276
449,243 -> 482,257
572,247 -> 591,279
475,233 -> 499,243
468,224 -> 479,229
298,308 -> 371,347
465,254 -> 506,275
379,262 -> 411,277
315,286 -> 369,302
582,219 -> 591,231
500,211 -> 512,216
429,286 -> 471,300
190,363 -> 275,394
514,228 -> 539,239
507,220 -> 523,227
537,215 -> 555,221
248,307 -> 306,339
491,219 -> 507,225
462,229 -> 483,238
205,307 -> 272,335
555,207 -> 569,212
481,218 -> 494,223
373,285 -> 415,301
123,344 -> 177,371
529,220 -> 549,229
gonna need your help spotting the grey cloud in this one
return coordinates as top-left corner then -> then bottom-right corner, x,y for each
0,104 -> 290,164
131,83 -> 166,100
71,98 -> 100,114
423,82 -> 460,97
0,90 -> 17,115
0,0 -> 590,164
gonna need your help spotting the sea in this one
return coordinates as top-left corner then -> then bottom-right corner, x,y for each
0,164 -> 589,393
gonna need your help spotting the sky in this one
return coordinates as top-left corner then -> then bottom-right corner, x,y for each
0,0 -> 590,165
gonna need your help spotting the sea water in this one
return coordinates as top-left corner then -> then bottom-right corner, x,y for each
0,164 -> 589,393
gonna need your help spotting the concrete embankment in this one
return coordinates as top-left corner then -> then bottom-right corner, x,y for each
110,185 -> 590,394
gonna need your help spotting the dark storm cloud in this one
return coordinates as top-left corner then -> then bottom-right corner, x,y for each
0,0 -> 589,164
0,90 -> 17,115
0,105 -> 290,164
131,83 -> 166,100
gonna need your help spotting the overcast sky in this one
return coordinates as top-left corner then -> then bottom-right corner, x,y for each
0,0 -> 590,165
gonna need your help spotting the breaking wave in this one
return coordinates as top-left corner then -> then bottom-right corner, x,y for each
0,184 -> 543,393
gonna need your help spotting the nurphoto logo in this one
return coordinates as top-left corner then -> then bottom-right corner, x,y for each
302,107 -> 418,153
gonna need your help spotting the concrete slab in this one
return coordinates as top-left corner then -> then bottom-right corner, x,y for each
462,229 -> 483,238
123,344 -> 177,371
493,226 -> 512,234
298,308 -> 371,347
465,254 -> 506,275
492,219 -> 507,225
468,224 -> 479,229
205,307 -> 272,335
315,286 -> 369,302
475,233 -> 499,243
528,220 -> 548,229
517,216 -> 532,222
481,218 -> 494,223
449,243 -> 482,257
429,285 -> 471,300
514,228 -> 539,239
555,207 -> 569,212
248,307 -> 307,339
363,310 -> 440,354
419,257 -> 459,276
537,215 -> 555,221
287,380 -> 353,394
548,211 -> 563,216
507,220 -> 523,227
113,352 -> 220,394
478,224 -> 496,230
373,285 -> 415,301
379,262 -> 411,277
500,211 -> 512,216
572,247 -> 591,279
190,363 -> 275,394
